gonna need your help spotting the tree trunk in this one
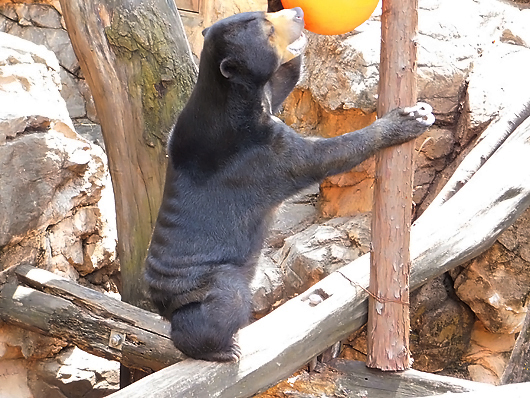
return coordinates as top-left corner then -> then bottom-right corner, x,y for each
367,0 -> 418,370
58,0 -> 197,311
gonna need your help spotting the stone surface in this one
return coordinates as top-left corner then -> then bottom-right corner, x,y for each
273,214 -> 371,299
30,347 -> 120,398
410,275 -> 475,373
0,360 -> 32,398
454,241 -> 530,334
0,322 -> 68,361
464,321 -> 516,385
0,32 -> 117,278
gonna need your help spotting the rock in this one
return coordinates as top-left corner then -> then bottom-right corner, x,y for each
467,45 -> 530,132
464,321 -> 516,385
454,241 -> 530,334
30,347 -> 119,398
60,68 -> 87,119
319,158 -> 375,218
251,254 -> 284,316
267,184 -> 319,248
0,2 -> 95,119
0,32 -> 69,139
409,275 -> 475,373
0,360 -> 32,398
0,322 -> 67,361
274,214 -> 371,298
0,32 -> 116,279
0,128 -> 106,248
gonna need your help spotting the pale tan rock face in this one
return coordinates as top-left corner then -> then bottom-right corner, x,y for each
0,30 -> 118,398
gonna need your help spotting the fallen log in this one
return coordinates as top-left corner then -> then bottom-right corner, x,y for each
424,100 -> 530,214
419,382 -> 530,398
262,359 -> 492,398
2,108 -> 530,396
0,264 -> 184,372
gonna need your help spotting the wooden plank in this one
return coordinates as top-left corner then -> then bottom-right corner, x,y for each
15,264 -> 169,337
108,114 -> 530,397
418,382 -> 530,398
368,0 -> 418,370
0,266 -> 184,372
330,359 -> 489,397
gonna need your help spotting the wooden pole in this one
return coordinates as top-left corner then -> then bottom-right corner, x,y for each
367,0 -> 419,370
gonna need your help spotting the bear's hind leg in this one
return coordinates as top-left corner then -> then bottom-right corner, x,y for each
169,267 -> 251,362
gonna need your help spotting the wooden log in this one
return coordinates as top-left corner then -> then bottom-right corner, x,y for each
330,359 -> 489,397
258,359 -> 491,398
418,382 -> 530,398
108,112 -> 530,397
58,0 -> 197,311
410,112 -> 530,288
424,101 -> 530,215
0,264 -> 184,372
368,0 -> 418,371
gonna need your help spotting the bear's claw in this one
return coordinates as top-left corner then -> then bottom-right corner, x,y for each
401,102 -> 435,127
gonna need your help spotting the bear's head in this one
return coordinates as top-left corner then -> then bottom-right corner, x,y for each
200,8 -> 306,88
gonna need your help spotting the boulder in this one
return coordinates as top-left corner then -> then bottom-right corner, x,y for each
454,210 -> 530,335
465,321 -> 516,385
0,30 -> 118,398
0,32 -> 116,278
0,1 -> 94,120
29,347 -> 119,398
273,214 -> 371,299
410,275 -> 475,373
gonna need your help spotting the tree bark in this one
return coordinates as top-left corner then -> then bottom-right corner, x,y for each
367,0 -> 418,370
0,264 -> 184,372
58,0 -> 197,311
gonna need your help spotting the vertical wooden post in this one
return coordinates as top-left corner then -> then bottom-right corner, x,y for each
366,0 -> 418,370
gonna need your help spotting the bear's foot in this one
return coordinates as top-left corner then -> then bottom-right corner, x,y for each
196,340 -> 241,363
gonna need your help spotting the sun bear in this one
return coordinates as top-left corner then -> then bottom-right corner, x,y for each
144,7 -> 434,362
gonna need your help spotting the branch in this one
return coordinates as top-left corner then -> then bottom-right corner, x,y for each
0,264 -> 183,371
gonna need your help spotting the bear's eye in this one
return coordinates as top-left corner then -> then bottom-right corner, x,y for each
268,25 -> 275,37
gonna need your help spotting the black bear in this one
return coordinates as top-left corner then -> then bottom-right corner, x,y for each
144,7 -> 434,362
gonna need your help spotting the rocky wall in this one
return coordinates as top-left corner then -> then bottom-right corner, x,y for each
0,0 -> 102,146
0,31 -> 119,397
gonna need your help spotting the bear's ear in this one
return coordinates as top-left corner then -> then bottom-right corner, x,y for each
202,27 -> 210,37
220,58 -> 236,79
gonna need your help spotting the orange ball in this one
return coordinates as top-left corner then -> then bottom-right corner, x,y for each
281,0 -> 379,35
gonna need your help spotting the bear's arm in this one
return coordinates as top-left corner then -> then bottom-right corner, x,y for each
262,106 -> 432,200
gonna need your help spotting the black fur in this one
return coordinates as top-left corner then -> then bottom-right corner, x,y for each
144,10 -> 434,362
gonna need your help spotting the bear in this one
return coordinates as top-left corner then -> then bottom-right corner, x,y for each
144,7 -> 434,362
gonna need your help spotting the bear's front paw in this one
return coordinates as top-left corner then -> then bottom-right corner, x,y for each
401,102 -> 435,127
